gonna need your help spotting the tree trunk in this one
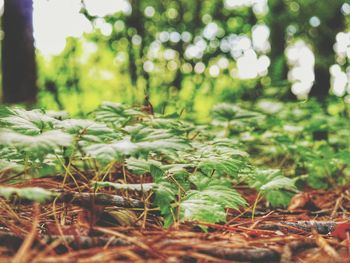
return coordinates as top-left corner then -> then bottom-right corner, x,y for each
2,0 -> 37,104
268,0 -> 288,85
309,3 -> 344,100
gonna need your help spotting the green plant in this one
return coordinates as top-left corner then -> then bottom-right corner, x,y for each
0,102 -> 316,227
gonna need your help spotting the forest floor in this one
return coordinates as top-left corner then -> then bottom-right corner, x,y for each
1,175 -> 350,263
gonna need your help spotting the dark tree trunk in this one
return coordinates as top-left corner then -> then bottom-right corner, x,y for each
126,0 -> 151,96
2,0 -> 37,104
126,34 -> 138,87
268,0 -> 288,84
309,3 -> 344,100
170,1 -> 184,91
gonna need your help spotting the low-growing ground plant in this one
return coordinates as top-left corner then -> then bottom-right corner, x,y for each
0,102 -> 300,227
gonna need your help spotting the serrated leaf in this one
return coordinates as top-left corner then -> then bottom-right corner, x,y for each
179,181 -> 246,223
94,102 -> 145,125
85,135 -> 189,163
212,103 -> 261,121
265,190 -> 295,207
84,138 -> 139,162
45,110 -> 69,120
0,108 -> 57,135
56,119 -> 114,135
0,186 -> 54,203
0,130 -> 72,159
138,138 -> 189,153
55,119 -> 119,142
150,164 -> 165,182
127,126 -> 190,154
185,184 -> 246,211
125,157 -> 163,175
198,157 -> 244,177
147,117 -> 194,134
248,169 -> 297,207
260,177 -> 297,191
154,181 -> 177,216
180,199 -> 226,223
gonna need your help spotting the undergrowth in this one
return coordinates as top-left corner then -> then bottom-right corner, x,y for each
0,100 -> 349,227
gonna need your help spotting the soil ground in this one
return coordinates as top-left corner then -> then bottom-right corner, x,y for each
1,177 -> 350,262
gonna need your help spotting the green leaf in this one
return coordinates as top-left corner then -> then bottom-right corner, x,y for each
191,140 -> 248,177
45,110 -> 69,120
56,118 -> 121,145
197,157 -> 244,177
248,169 -> 297,208
0,108 -> 57,135
125,157 -> 163,175
260,177 -> 297,192
0,130 -> 72,159
138,138 -> 189,155
94,102 -> 145,125
85,134 -> 189,163
212,103 -> 261,121
146,117 -> 194,134
56,119 -> 116,137
150,164 -> 165,182
127,126 -> 190,154
180,180 -> 246,223
180,199 -> 226,223
0,186 -> 54,203
185,183 -> 246,210
153,181 -> 177,218
84,138 -> 139,162
264,190 -> 295,207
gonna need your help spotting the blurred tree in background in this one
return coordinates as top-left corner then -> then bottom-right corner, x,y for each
267,0 -> 288,87
1,0 -> 350,116
290,0 -> 346,100
1,0 -> 37,104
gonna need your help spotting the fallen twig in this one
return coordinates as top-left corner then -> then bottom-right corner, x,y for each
198,247 -> 280,262
312,229 -> 340,261
198,239 -> 316,262
57,191 -> 146,208
2,191 -> 146,208
260,221 -> 337,234
0,231 -> 130,249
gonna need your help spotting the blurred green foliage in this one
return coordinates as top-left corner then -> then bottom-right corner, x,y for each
24,0 -> 350,120
36,0 -> 266,118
